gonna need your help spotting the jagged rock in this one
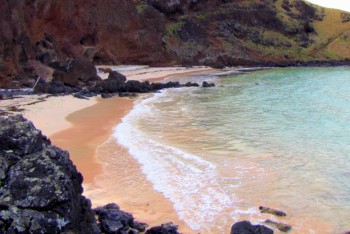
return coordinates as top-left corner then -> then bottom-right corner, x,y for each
264,219 -> 291,232
145,222 -> 179,234
94,203 -> 147,234
53,56 -> 101,87
0,115 -> 99,233
231,221 -> 273,234
103,71 -> 127,93
133,221 -> 148,232
202,81 -> 215,87
124,80 -> 151,93
259,206 -> 287,217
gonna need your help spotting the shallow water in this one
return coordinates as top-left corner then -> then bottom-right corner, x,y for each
114,67 -> 350,233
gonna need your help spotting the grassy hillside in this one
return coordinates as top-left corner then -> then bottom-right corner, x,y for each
145,0 -> 350,66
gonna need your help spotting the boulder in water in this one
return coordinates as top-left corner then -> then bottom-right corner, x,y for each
259,206 -> 287,217
94,203 -> 148,234
264,219 -> 292,232
231,221 -> 273,234
202,81 -> 215,87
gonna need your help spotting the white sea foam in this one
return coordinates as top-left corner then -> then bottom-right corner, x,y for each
114,91 -> 236,231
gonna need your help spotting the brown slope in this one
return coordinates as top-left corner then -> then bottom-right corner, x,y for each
0,0 -> 349,89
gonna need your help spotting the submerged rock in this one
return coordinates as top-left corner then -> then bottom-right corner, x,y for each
231,221 -> 274,234
259,206 -> 287,217
264,219 -> 292,232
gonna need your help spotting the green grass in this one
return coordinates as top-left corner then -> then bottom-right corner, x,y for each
165,21 -> 186,37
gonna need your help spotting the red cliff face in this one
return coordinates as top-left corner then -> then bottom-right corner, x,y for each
0,0 -> 168,88
0,0 -> 349,88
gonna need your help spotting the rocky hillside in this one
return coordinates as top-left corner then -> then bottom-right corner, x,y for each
0,0 -> 349,88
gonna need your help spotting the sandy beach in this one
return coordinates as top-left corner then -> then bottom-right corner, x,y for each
0,66 -> 214,233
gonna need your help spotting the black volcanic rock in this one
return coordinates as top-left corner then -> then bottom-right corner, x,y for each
0,115 -> 98,233
103,71 -> 127,93
145,222 -> 179,234
231,221 -> 274,234
52,56 -> 101,87
202,81 -> 215,87
94,203 -> 148,234
0,114 -> 185,234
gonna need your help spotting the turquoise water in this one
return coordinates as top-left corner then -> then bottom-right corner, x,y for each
116,67 -> 350,233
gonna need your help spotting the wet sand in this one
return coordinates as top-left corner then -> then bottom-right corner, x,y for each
50,96 -> 195,233
2,66 -> 214,233
48,67 -> 216,233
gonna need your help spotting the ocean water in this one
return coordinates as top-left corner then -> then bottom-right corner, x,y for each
114,67 -> 350,233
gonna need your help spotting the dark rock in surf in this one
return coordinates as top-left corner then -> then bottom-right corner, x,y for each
259,206 -> 287,217
231,221 -> 274,234
202,81 -> 215,87
264,219 -> 292,232
94,203 -> 148,234
184,82 -> 200,87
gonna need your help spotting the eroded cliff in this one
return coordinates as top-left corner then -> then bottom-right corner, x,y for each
0,0 -> 349,88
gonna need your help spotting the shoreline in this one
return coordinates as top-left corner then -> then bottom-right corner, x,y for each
0,65 -> 270,233
17,66 -> 215,233
50,95 -> 195,232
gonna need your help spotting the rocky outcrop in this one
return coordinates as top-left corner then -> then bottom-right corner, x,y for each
0,0 -> 167,89
202,81 -> 215,88
0,115 -> 98,233
94,203 -> 148,234
231,221 -> 274,234
103,71 -> 127,93
0,114 -> 184,233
